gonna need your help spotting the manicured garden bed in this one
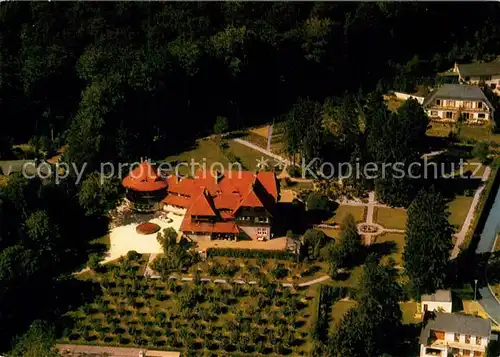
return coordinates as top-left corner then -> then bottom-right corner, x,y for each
63,255 -> 317,355
136,222 -> 161,235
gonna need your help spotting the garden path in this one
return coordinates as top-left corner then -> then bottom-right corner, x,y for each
451,166 -> 492,258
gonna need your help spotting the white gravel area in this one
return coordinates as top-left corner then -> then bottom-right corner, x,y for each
104,211 -> 184,264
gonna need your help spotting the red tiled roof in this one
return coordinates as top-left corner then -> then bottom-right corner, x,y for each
162,194 -> 191,208
163,170 -> 278,235
181,219 -> 239,234
190,189 -> 217,216
122,161 -> 168,192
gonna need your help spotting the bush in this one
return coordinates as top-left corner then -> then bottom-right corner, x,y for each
136,222 -> 161,235
126,250 -> 141,260
88,253 -> 102,271
288,165 -> 301,178
306,192 -> 329,212
206,248 -> 295,260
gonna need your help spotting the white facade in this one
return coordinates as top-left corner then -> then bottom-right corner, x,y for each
421,300 -> 452,314
420,331 -> 489,357
426,98 -> 491,123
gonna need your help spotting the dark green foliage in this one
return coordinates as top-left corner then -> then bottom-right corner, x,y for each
213,116 -> 229,135
472,141 -> 490,164
403,187 -> 453,297
329,255 -> 402,357
206,248 -> 295,260
325,214 -> 363,269
8,320 -> 60,357
302,229 -> 327,260
306,192 -> 329,212
153,229 -> 199,276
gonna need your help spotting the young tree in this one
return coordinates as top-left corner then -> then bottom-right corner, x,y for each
333,214 -> 363,268
403,187 -> 453,297
213,116 -> 229,135
472,141 -> 490,164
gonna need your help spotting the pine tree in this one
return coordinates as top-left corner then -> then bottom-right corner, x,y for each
403,187 -> 453,297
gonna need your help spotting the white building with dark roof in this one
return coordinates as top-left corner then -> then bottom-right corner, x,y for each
419,312 -> 496,357
422,84 -> 494,123
421,290 -> 453,314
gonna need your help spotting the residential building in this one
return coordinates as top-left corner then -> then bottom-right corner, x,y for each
453,59 -> 500,90
419,312 -> 495,357
162,169 -> 279,241
421,290 -> 453,314
422,84 -> 494,123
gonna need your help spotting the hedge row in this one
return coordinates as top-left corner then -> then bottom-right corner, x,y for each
463,161 -> 500,251
206,248 -> 296,260
310,286 -> 348,342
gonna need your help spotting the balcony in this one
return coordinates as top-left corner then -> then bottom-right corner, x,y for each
429,104 -> 489,113
425,339 -> 485,356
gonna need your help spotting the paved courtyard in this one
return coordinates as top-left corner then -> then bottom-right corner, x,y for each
105,211 -> 184,264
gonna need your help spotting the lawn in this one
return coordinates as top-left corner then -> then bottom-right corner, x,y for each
372,232 -> 406,267
166,139 -> 275,175
249,125 -> 270,139
453,160 -> 486,178
373,207 -> 407,230
327,205 -> 367,225
399,301 -> 418,324
225,141 -> 276,171
427,122 -> 500,143
330,300 -> 356,330
66,254 -> 317,355
318,228 -> 341,240
447,195 -> 474,231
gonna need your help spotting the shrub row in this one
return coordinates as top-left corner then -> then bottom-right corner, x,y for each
464,161 -> 500,250
310,286 -> 348,342
206,248 -> 296,260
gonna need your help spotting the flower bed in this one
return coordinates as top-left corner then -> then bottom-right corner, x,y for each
136,222 -> 161,235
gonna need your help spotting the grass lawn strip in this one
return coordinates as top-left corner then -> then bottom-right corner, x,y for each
373,207 -> 407,230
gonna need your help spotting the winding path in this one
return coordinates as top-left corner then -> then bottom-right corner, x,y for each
233,137 -> 291,166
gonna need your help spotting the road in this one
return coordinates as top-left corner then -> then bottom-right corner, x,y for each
476,174 -> 500,325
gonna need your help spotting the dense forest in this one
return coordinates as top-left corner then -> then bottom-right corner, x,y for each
2,2 -> 500,355
1,2 -> 500,163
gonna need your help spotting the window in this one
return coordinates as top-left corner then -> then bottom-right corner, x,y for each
452,348 -> 459,354
448,100 -> 456,107
463,350 -> 470,356
465,334 -> 471,344
491,83 -> 497,90
475,336 -> 482,345
436,99 -> 441,106
478,102 -> 483,109
463,112 -> 470,120
430,111 -> 438,116
445,111 -> 453,119
474,351 -> 483,357
478,113 -> 486,119
454,333 -> 460,342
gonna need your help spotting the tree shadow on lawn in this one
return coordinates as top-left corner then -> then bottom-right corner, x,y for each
366,241 -> 397,263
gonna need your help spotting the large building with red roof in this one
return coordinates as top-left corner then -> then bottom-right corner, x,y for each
162,169 -> 280,241
122,162 -> 280,241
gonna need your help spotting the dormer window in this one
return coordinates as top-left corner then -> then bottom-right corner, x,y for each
478,102 -> 483,109
436,99 -> 441,106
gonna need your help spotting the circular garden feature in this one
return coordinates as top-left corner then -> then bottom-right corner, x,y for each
136,222 -> 161,235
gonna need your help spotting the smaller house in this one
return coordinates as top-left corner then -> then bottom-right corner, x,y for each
453,59 -> 500,90
421,290 -> 453,314
419,312 -> 495,357
422,84 -> 494,123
